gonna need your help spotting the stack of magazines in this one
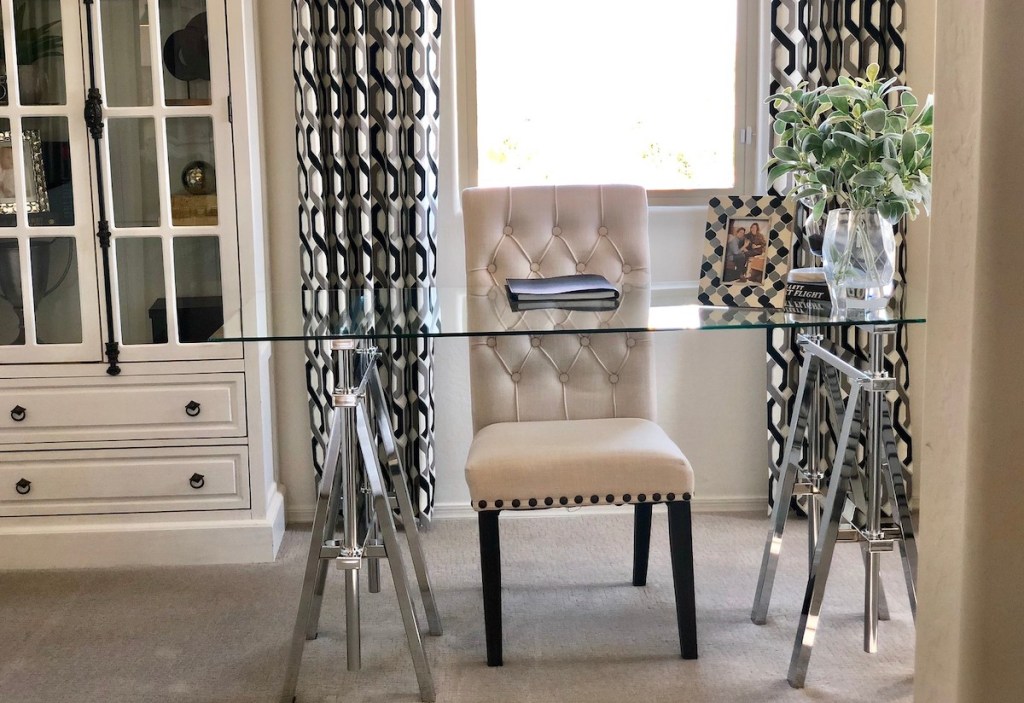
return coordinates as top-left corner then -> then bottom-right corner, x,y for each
505,274 -> 620,311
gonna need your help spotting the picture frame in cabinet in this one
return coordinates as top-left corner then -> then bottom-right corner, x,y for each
0,129 -> 49,215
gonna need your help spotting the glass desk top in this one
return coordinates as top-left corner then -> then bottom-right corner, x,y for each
213,285 -> 925,343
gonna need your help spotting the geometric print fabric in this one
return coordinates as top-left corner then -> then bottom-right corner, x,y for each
292,0 -> 442,517
767,0 -> 913,506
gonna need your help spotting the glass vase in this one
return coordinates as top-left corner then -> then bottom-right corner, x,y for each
822,208 -> 896,310
799,198 -> 825,259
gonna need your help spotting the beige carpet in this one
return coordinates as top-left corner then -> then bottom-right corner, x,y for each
0,512 -> 914,702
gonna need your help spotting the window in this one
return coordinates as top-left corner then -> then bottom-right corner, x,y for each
458,0 -> 762,205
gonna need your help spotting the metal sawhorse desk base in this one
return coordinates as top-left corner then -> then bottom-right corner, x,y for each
281,341 -> 442,703
751,325 -> 918,688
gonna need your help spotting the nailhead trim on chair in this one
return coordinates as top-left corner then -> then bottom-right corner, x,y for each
474,491 -> 692,511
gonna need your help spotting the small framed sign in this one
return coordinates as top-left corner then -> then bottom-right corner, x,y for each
697,194 -> 794,308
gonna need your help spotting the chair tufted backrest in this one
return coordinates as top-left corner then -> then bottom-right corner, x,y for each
462,185 -> 655,433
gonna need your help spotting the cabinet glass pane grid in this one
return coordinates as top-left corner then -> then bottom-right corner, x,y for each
0,0 -> 100,359
95,0 -> 240,356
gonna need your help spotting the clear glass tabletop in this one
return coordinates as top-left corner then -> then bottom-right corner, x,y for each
212,284 -> 925,342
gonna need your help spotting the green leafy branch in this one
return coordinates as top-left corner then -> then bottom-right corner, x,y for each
765,63 -> 933,224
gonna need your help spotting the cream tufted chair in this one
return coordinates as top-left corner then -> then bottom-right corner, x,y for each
462,184 -> 698,667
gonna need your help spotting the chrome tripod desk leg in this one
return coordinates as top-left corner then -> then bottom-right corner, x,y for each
806,362 -> 822,571
367,365 -> 443,636
355,402 -> 436,701
882,401 -> 918,618
281,409 -> 346,703
788,382 -> 865,687
819,365 -> 891,624
304,457 -> 343,639
752,351 -> 817,624
280,342 -> 440,703
785,324 -> 916,687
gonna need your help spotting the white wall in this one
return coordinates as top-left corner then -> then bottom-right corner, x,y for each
915,0 -> 1024,699
256,2 -> 935,520
904,1 -> 936,504
255,0 -> 316,517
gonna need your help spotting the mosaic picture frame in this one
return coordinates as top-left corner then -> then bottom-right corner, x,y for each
697,194 -> 794,308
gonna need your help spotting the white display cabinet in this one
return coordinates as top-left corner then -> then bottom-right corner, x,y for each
0,0 -> 283,568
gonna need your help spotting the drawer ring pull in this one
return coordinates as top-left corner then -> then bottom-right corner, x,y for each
11,405 -> 26,422
185,400 -> 202,417
189,473 -> 206,490
15,478 -> 31,495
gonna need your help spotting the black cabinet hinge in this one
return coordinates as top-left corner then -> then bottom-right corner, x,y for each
97,219 -> 111,248
105,342 -> 121,376
227,95 -> 233,124
85,88 -> 104,139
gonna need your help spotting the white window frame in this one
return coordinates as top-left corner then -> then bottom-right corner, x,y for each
455,0 -> 766,207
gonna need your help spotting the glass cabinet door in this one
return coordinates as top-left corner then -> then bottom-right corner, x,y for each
95,0 -> 240,361
0,0 -> 101,363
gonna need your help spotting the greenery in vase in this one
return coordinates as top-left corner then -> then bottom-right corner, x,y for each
765,63 -> 933,225
13,1 -> 64,66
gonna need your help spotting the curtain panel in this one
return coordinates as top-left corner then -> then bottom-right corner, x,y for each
766,0 -> 913,508
293,0 -> 442,517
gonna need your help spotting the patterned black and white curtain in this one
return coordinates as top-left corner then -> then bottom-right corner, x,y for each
293,0 -> 441,517
766,0 -> 913,504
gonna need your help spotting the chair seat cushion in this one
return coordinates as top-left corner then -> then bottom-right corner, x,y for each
466,417 -> 694,511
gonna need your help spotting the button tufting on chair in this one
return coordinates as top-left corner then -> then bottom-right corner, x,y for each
461,184 -> 698,668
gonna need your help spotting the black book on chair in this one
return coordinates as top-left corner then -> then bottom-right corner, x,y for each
505,274 -> 620,303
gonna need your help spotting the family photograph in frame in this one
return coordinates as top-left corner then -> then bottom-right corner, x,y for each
722,218 -> 770,284
697,194 -> 794,308
0,129 -> 49,216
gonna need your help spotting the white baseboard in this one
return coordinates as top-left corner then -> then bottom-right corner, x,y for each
0,496 -> 287,570
286,505 -> 316,524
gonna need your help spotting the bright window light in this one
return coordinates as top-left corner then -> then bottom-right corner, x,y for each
473,0 -> 740,191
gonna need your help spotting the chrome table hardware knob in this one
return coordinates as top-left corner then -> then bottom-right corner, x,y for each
10,405 -> 26,422
189,473 -> 205,489
185,400 -> 202,417
15,478 -> 31,495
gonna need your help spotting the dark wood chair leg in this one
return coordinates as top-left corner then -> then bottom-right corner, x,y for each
668,500 -> 698,659
633,503 -> 653,586
478,510 -> 503,666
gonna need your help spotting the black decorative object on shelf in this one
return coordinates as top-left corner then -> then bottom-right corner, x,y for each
148,296 -> 224,344
162,12 -> 210,99
182,160 -> 214,195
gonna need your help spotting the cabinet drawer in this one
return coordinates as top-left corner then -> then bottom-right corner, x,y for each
0,374 -> 246,444
0,446 -> 249,516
